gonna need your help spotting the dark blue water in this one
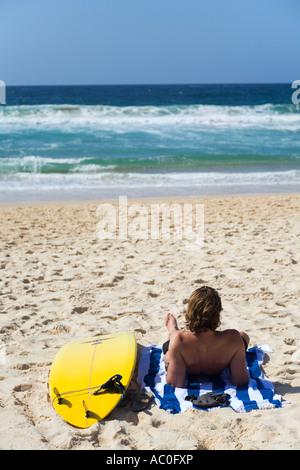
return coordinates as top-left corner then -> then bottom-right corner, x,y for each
7,83 -> 293,106
0,83 -> 299,202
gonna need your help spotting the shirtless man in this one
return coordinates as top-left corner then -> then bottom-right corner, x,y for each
163,286 -> 250,388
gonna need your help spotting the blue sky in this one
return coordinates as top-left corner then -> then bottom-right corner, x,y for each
1,0 -> 299,85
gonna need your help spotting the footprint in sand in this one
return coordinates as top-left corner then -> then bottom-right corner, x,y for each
71,306 -> 88,314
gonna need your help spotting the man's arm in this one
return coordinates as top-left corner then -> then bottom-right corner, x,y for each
166,333 -> 186,388
229,332 -> 249,386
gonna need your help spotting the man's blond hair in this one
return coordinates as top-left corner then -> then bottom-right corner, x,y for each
185,286 -> 222,333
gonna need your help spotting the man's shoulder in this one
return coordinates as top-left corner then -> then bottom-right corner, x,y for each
219,329 -> 245,353
219,328 -> 242,341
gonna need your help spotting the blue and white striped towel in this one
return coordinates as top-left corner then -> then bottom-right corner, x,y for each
137,344 -> 285,413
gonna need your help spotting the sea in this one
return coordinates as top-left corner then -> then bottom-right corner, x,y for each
0,83 -> 299,202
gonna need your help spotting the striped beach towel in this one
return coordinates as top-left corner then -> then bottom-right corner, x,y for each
137,344 -> 285,413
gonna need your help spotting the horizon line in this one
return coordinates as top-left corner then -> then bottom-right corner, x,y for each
5,81 -> 292,88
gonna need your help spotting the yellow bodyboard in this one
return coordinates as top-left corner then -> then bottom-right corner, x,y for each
49,332 -> 137,428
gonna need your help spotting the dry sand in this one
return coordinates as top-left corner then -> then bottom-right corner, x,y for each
0,192 -> 299,450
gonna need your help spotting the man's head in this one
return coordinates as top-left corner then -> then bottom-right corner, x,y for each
185,286 -> 222,333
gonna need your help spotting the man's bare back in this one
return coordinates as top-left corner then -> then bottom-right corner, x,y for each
164,313 -> 249,388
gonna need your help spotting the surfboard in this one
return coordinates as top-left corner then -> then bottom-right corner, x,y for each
49,331 -> 137,428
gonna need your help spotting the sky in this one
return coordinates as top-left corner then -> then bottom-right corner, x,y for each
0,0 -> 299,86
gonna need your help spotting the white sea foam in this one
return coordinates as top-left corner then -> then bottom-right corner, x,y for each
0,155 -> 93,173
70,164 -> 117,173
0,103 -> 299,132
1,167 -> 298,202
2,169 -> 299,190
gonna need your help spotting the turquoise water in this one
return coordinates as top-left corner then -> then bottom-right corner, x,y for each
0,84 -> 299,202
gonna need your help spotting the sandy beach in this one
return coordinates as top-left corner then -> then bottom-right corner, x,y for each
0,192 -> 299,450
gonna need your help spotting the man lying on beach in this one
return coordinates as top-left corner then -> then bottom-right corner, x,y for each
163,286 -> 250,388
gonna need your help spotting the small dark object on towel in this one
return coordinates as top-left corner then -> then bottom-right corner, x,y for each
185,392 -> 230,409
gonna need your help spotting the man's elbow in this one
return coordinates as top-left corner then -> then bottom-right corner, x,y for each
231,372 -> 249,387
166,376 -> 175,387
166,373 -> 185,388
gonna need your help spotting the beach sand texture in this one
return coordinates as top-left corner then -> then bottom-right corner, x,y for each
0,193 -> 299,450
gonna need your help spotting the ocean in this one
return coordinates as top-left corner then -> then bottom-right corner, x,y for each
0,83 -> 299,202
